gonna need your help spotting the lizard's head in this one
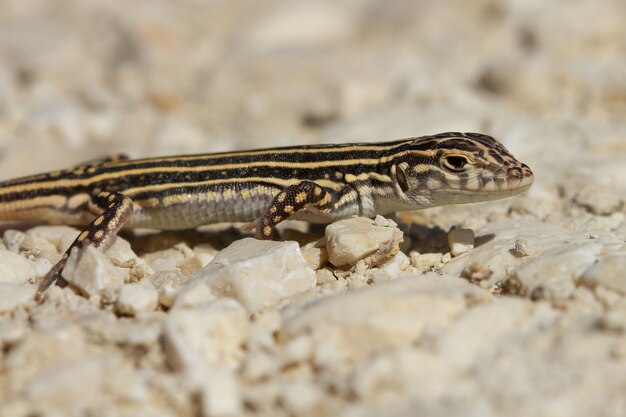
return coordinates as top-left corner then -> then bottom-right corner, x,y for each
391,132 -> 534,207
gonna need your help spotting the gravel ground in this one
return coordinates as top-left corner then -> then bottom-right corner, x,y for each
1,1 -> 625,416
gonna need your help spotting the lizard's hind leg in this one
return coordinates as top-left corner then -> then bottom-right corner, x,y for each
36,191 -> 134,299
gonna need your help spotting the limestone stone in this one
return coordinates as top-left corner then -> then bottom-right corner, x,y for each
0,283 -> 36,313
199,367 -> 242,417
301,241 -> 328,270
23,358 -> 105,413
511,241 -> 603,300
0,250 -> 38,284
188,238 -> 315,312
280,275 -> 491,367
62,246 -> 128,296
163,298 -> 249,370
579,254 -> 626,294
115,282 -> 159,316
448,227 -> 475,257
325,216 -> 403,267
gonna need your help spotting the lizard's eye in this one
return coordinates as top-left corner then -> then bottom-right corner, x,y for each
442,155 -> 470,172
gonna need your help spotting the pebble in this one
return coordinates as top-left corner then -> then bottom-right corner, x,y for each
163,299 -> 249,370
512,241 -> 603,301
325,216 -> 403,267
3,230 -> 26,252
62,246 -> 128,297
279,379 -> 322,414
199,367 -> 242,417
301,241 -> 328,270
115,282 -> 159,316
447,227 -> 475,256
512,238 -> 531,257
574,184 -> 623,215
0,283 -> 36,313
24,358 -> 105,413
279,275 -> 490,368
579,254 -> 626,294
188,238 -> 316,313
0,250 -> 38,284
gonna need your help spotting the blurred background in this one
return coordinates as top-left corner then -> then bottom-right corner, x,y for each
0,0 -> 623,190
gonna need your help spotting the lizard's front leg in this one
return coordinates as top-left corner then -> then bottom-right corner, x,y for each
255,180 -> 333,240
36,191 -> 134,299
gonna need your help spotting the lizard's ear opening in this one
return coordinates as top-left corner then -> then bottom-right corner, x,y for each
396,165 -> 410,193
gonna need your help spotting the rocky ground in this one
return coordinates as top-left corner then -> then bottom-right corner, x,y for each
1,0 -> 625,416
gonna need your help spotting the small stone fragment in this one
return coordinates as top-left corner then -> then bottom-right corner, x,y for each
3,230 -> 26,252
105,235 -> 140,265
280,275 -> 491,367
448,227 -> 475,257
0,249 -> 41,285
574,184 -> 623,215
0,283 -> 37,313
325,216 -> 403,267
115,282 -> 159,316
24,358 -> 105,413
461,263 -> 493,283
301,241 -> 328,270
163,298 -> 249,369
173,281 -> 215,309
512,238 -> 531,257
188,238 -> 315,312
279,379 -> 321,414
579,254 -> 626,294
200,367 -> 242,417
159,285 -> 178,308
410,252 -> 444,271
512,241 -> 602,301
62,246 -> 128,296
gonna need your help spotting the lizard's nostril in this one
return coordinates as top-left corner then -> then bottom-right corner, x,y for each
507,167 -> 523,179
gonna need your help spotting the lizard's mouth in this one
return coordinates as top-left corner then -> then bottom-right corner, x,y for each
432,162 -> 534,200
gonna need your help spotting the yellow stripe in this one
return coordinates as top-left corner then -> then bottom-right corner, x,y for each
103,140 -> 416,167
0,149 -> 432,195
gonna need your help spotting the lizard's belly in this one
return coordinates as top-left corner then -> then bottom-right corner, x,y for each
127,189 -> 276,230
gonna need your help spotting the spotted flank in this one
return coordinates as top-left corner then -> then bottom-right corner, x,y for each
0,132 -> 534,297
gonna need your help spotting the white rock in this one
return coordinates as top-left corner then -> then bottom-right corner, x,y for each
4,325 -> 87,389
104,236 -> 140,265
579,254 -> 626,294
0,250 -> 37,284
301,241 -> 328,270
448,227 -> 475,256
512,241 -> 603,300
325,216 -> 403,267
575,184 -> 623,215
25,225 -> 79,250
3,230 -> 25,252
0,283 -> 36,313
174,281 -> 215,309
24,358 -> 104,412
279,379 -> 322,414
188,238 -> 315,313
200,367 -> 242,417
242,351 -> 279,381
62,246 -> 128,296
280,274 -> 491,367
115,282 -> 159,316
163,299 -> 249,370
443,219 -> 594,285
159,284 -> 178,308
19,234 -> 58,257
435,298 -> 557,370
